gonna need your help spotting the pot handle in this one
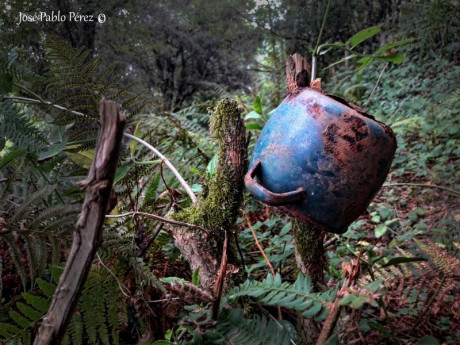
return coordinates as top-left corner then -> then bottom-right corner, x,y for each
244,160 -> 306,206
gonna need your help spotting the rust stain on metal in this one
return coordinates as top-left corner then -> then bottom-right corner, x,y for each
246,83 -> 396,234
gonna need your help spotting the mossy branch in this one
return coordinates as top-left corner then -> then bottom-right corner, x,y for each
171,98 -> 248,291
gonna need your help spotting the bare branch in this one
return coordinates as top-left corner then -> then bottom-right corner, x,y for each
34,99 -> 126,345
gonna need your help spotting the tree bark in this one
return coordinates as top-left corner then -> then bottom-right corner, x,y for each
294,220 -> 326,345
171,98 -> 248,292
33,100 -> 126,345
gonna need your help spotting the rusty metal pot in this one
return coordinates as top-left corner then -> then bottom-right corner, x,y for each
245,87 -> 396,234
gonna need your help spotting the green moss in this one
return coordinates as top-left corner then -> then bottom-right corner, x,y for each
172,98 -> 247,232
293,219 -> 326,285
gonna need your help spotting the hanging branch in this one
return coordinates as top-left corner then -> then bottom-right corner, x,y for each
33,100 -> 126,345
123,133 -> 197,203
105,211 -> 205,231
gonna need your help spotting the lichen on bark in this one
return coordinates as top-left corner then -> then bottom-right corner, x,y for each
171,98 -> 248,291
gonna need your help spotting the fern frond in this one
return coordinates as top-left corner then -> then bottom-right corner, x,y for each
7,185 -> 55,226
0,99 -> 48,152
16,302 -> 42,323
36,278 -> 56,298
227,273 -> 335,321
416,239 -> 460,276
3,235 -> 27,289
21,292 -> 49,313
216,308 -> 294,345
25,204 -> 80,229
44,35 -> 145,129
129,257 -> 165,292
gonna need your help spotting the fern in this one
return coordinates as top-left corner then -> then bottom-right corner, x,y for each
44,36 -> 145,125
227,273 -> 335,321
0,185 -> 78,294
0,47 -> 44,93
0,265 -> 128,345
342,241 -> 460,342
215,308 -> 295,345
0,98 -> 48,152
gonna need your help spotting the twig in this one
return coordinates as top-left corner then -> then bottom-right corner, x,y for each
324,236 -> 338,248
383,182 -> 460,197
3,96 -> 87,118
364,62 -> 388,110
233,230 -> 246,270
311,0 -> 332,82
244,213 -> 282,320
146,297 -> 180,303
139,222 -> 165,256
212,231 -> 228,320
123,133 -> 197,203
315,250 -> 363,345
96,253 -> 130,298
105,211 -> 205,231
244,214 -> 275,277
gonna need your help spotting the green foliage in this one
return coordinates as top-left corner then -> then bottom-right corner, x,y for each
0,185 -> 79,294
227,273 -> 335,321
0,99 -> 48,153
0,265 -> 128,345
43,36 -> 145,141
0,46 -> 44,93
1,1 -> 458,344
238,215 -> 295,273
214,308 -> 294,345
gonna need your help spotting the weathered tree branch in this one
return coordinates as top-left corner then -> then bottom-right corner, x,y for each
171,98 -> 248,292
33,100 -> 126,345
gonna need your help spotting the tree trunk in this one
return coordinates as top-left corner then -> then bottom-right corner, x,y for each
170,98 -> 248,292
293,220 -> 326,345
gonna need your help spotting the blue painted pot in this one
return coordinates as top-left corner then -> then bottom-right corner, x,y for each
245,88 -> 397,234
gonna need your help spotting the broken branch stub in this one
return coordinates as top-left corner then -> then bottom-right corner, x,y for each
286,53 -> 311,94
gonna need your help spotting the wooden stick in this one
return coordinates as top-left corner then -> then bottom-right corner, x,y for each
244,213 -> 282,320
33,100 -> 126,345
212,231 -> 228,320
244,214 -> 275,277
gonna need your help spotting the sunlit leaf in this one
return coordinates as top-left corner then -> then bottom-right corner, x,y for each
66,149 -> 95,169
206,153 -> 218,177
244,110 -> 262,121
374,38 -> 414,56
253,96 -> 262,115
246,123 -> 263,130
374,224 -> 387,238
347,25 -> 381,48
377,52 -> 405,64
381,256 -> 426,268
